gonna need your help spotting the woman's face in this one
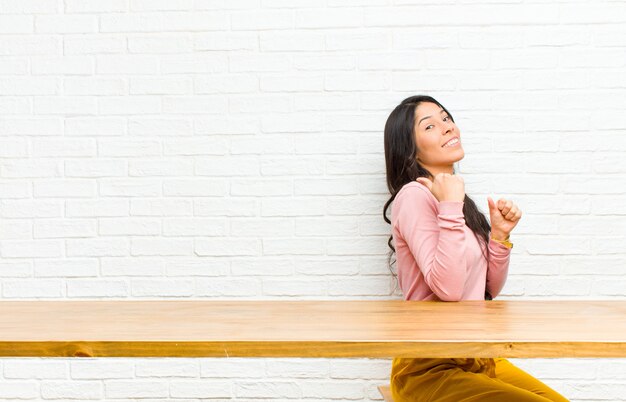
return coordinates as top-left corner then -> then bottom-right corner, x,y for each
413,102 -> 464,169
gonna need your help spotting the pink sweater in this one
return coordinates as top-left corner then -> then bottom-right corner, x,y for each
391,181 -> 511,301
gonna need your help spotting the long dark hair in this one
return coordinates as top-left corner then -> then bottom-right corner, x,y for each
383,95 -> 493,299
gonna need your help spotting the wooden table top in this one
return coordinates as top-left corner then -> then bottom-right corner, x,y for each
1,300 -> 625,358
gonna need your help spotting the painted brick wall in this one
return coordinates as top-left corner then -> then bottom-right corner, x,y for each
1,0 -> 625,400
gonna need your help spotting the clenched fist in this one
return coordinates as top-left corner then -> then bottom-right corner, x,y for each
415,173 -> 465,203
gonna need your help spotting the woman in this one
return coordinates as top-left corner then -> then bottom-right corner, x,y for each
382,95 -> 569,401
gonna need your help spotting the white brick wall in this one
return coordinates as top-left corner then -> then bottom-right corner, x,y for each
1,0 -> 625,400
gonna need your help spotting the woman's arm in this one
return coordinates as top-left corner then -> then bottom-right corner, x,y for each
394,184 -> 468,301
485,238 -> 512,299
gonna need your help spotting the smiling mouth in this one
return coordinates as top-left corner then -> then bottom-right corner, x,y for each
442,137 -> 460,148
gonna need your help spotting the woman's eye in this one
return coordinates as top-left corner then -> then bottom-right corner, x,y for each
443,116 -> 450,121
425,125 -> 433,130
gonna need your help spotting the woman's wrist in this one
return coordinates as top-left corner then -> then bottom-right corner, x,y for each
490,231 -> 513,249
490,231 -> 509,241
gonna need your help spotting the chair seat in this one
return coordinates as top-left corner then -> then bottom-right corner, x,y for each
377,385 -> 394,402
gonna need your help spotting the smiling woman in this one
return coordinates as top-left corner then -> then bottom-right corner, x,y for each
381,95 -> 567,401
383,95 -> 493,287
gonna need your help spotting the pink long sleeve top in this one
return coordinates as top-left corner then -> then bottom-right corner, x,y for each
391,181 -> 511,302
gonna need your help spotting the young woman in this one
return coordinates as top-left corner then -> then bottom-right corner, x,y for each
382,95 -> 569,401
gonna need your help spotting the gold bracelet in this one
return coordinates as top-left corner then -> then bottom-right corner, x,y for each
491,235 -> 513,249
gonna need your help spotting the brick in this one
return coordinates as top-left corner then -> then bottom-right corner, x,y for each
296,8 -> 361,28
200,358 -> 265,378
260,74 -> 324,92
169,381 -> 232,398
231,179 -> 292,196
195,278 -> 262,296
35,15 -> 98,33
128,35 -> 193,53
131,238 -> 193,256
64,78 -> 126,95
230,258 -> 293,276
328,277 -> 393,296
130,77 -> 192,95
0,262 -> 32,278
231,10 -> 294,30
132,198 -> 193,216
135,360 -> 198,377
0,15 -> 33,33
327,237 -> 388,255
261,32 -> 324,51
34,97 -> 97,115
162,218 -> 227,236
130,0 -> 192,11
65,159 -> 127,178
98,96 -> 161,115
67,279 -> 128,298
65,0 -> 127,13
104,381 -> 168,398
0,35 -> 59,55
32,138 -> 96,157
0,381 -> 40,399
194,238 -> 261,257
32,56 -> 94,75
128,158 -> 193,176
1,200 -> 62,218
162,96 -> 227,114
66,199 -> 129,218
34,259 -> 98,278
262,238 -> 325,255
230,54 -> 291,72
267,360 -> 328,378
66,239 -> 129,257
96,55 -> 159,74
262,279 -> 327,296
131,279 -> 195,297
165,258 -> 229,276
0,57 -> 28,74
326,72 -> 390,91
34,219 -> 97,238
3,360 -> 67,379
101,257 -> 165,276
100,12 -> 229,33
128,117 -> 193,136
300,381 -> 364,399
294,258 -> 359,276
64,36 -> 127,54
2,279 -> 63,297
295,218 -> 358,237
195,32 -> 257,51
163,179 -> 227,196
261,198 -> 326,217
293,54 -> 355,70
0,137 -> 28,157
71,361 -> 134,379
229,218 -> 294,238
194,198 -> 257,217
0,77 -> 58,95
0,0 -> 58,13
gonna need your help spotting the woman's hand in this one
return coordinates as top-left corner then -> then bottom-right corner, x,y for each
415,173 -> 465,203
487,197 -> 522,239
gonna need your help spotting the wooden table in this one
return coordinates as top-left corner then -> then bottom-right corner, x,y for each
1,300 -> 625,358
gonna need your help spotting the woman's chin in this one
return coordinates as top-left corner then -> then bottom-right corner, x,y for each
452,149 -> 465,161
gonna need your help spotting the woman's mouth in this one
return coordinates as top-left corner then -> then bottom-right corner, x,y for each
442,137 -> 460,148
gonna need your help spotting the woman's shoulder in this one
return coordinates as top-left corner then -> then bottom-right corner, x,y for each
391,181 -> 439,226
395,180 -> 437,204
